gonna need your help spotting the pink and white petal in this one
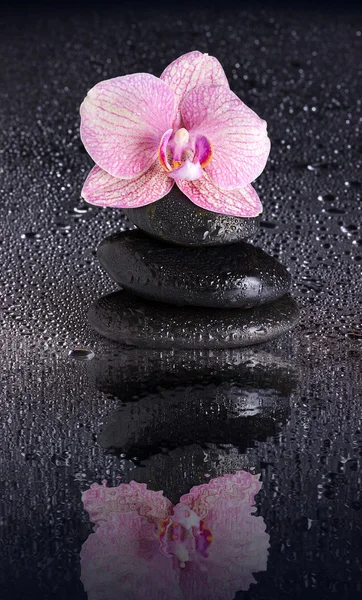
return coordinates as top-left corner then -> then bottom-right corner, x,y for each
160,51 -> 229,129
81,512 -> 183,600
81,162 -> 174,209
179,500 -> 270,599
181,84 -> 270,190
82,480 -> 173,528
178,471 -> 269,599
158,128 -> 173,171
194,134 -> 213,168
80,73 -> 177,179
176,175 -> 263,217
179,470 -> 263,518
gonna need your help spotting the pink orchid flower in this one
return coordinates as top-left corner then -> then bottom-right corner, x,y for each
80,471 -> 270,600
80,51 -> 270,217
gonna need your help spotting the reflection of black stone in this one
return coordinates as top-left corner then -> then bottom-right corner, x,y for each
88,291 -> 299,348
123,186 -> 260,246
99,380 -> 292,458
126,444 -> 255,505
91,346 -> 297,400
93,348 -> 297,455
92,347 -> 298,502
97,230 -> 291,309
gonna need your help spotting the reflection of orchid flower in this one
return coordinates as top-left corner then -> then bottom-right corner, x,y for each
81,471 -> 269,600
80,51 -> 270,217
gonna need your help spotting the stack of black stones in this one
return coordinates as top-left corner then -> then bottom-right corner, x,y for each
89,187 -> 299,348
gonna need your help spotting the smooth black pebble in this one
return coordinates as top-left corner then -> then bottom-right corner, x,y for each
88,291 -> 300,349
123,186 -> 260,246
98,230 -> 291,309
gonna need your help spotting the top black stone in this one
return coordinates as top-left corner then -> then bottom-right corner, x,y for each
124,186 -> 260,246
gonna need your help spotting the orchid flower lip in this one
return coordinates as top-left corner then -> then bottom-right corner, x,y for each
168,158 -> 203,181
157,127 -> 213,183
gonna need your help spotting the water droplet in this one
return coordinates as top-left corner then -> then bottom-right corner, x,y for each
68,347 -> 95,361
317,193 -> 335,202
21,231 -> 41,239
55,222 -> 71,230
345,180 -> 361,188
327,208 -> 345,215
260,221 -> 277,229
73,206 -> 90,213
307,162 -> 329,171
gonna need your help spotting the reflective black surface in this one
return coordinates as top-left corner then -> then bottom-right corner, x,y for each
1,4 -> 362,600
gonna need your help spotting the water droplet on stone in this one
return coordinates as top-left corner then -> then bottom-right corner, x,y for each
307,162 -> 329,171
21,231 -> 41,239
317,193 -> 335,202
345,180 -> 361,188
327,207 -> 345,215
68,348 -> 95,361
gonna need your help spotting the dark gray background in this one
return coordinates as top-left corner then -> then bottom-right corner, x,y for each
1,3 -> 362,599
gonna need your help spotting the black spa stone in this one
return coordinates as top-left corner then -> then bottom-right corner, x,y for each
88,291 -> 299,349
97,230 -> 291,309
123,186 -> 260,246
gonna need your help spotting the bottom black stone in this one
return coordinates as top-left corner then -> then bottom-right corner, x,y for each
89,291 -> 299,349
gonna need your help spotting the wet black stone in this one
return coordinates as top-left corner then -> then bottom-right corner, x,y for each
98,230 -> 292,309
88,291 -> 300,349
123,186 -> 260,247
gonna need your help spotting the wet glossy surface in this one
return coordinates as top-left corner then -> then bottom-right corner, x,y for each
124,186 -> 260,246
97,230 -> 292,309
89,290 -> 299,347
1,4 -> 362,600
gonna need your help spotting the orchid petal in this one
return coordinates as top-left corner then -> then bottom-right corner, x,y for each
181,84 -> 270,190
176,174 -> 263,217
158,128 -> 173,171
81,512 -> 182,600
81,162 -> 174,208
194,134 -> 213,168
160,51 -> 229,128
80,73 -> 177,179
177,471 -> 269,597
168,158 -> 203,181
179,470 -> 263,518
179,500 -> 269,598
82,480 -> 173,528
